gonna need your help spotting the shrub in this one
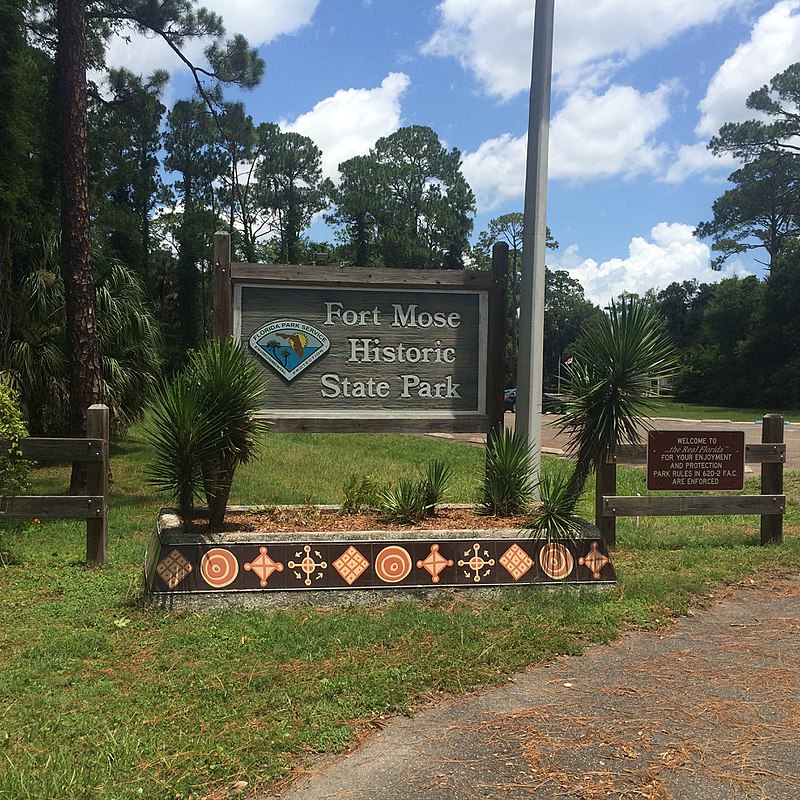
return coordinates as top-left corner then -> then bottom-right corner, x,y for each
340,474 -> 380,515
0,383 -> 31,500
144,338 -> 269,528
477,428 -> 535,516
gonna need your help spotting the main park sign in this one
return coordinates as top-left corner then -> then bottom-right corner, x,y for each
212,232 -> 506,433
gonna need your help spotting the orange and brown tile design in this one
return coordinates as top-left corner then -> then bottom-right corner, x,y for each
146,536 -> 615,595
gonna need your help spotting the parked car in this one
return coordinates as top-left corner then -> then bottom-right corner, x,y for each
504,388 -> 566,414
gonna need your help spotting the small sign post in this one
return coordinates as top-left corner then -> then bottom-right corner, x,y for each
647,431 -> 746,492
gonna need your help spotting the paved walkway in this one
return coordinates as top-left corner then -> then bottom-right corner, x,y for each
267,576 -> 800,800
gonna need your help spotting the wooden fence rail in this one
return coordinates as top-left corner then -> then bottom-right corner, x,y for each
0,404 -> 109,565
596,414 -> 786,549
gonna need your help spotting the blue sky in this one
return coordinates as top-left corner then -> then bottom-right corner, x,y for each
104,0 -> 800,305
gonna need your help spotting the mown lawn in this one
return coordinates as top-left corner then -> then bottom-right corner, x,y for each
1,430 -> 798,800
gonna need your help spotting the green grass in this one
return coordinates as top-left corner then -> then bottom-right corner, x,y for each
1,430 -> 798,800
647,397 -> 799,422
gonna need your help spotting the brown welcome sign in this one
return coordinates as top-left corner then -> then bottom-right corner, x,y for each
647,430 -> 746,491
212,233 -> 507,433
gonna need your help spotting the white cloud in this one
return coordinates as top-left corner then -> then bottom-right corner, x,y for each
103,0 -> 320,77
551,222 -> 749,306
696,0 -> 800,140
281,73 -> 410,178
423,0 -> 742,99
462,83 -> 673,212
663,1 -> 800,182
663,143 -> 736,184
549,84 -> 673,180
461,133 -> 526,210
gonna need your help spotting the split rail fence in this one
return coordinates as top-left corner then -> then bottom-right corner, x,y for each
595,414 -> 786,548
0,404 -> 109,565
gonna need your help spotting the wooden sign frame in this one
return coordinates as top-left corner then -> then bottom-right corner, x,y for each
212,232 -> 507,434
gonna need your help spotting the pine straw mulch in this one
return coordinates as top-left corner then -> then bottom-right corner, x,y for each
191,506 -> 528,536
454,577 -> 800,800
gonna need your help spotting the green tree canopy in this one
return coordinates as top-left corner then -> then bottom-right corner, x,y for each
328,125 -> 476,269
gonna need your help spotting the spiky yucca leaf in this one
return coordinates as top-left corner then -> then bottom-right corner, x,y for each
477,428 -> 536,516
143,374 -> 220,521
558,297 -> 678,498
420,459 -> 452,516
524,469 -> 581,543
186,338 -> 270,528
378,478 -> 429,525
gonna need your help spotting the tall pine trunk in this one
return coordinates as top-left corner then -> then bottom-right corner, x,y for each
57,0 -> 102,491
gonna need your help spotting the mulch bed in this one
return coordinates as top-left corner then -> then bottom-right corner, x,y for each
190,506 -> 529,535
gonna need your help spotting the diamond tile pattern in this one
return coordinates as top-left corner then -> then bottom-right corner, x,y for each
333,546 -> 370,585
147,537 -> 615,594
499,543 -> 534,581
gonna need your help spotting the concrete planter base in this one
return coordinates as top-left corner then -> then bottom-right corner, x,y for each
144,506 -> 616,611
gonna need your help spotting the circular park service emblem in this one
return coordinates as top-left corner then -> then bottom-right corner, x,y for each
249,319 -> 331,382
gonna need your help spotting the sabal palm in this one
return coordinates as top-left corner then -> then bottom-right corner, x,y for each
558,297 -> 677,499
2,236 -> 161,433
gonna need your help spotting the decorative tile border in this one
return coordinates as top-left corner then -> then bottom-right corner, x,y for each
145,535 -> 616,596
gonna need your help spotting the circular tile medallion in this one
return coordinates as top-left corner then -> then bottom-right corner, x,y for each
538,542 -> 574,581
200,547 -> 239,588
375,545 -> 413,583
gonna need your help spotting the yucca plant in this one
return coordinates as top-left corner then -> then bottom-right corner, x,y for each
144,338 -> 269,529
558,297 -> 678,501
524,469 -> 582,544
477,428 -> 536,516
143,373 -> 221,526
420,459 -> 452,517
187,338 -> 270,528
378,477 -> 429,525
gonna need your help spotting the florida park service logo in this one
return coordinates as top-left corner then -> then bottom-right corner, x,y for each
249,320 -> 330,381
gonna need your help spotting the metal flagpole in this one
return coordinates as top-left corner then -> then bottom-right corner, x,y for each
516,0 -> 556,488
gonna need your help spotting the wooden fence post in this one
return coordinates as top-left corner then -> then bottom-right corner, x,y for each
760,414 -> 784,545
487,243 -> 508,439
595,452 -> 617,549
86,404 -> 109,565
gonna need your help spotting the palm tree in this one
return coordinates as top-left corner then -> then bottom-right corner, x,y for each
1,238 -> 161,434
557,297 -> 678,501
